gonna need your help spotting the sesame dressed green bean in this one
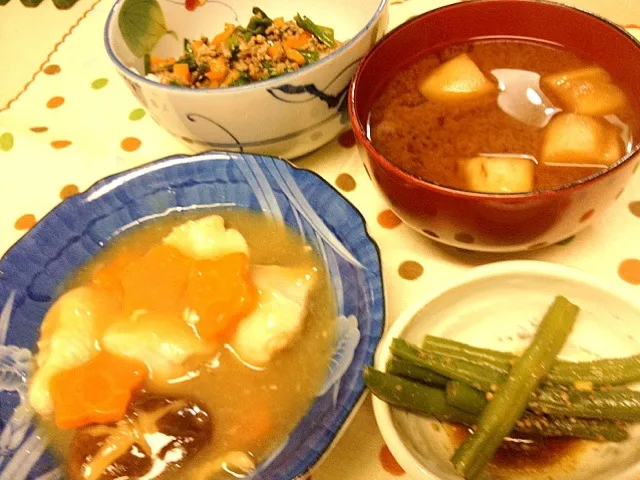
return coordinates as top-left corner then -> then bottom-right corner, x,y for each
422,335 -> 640,387
451,296 -> 580,480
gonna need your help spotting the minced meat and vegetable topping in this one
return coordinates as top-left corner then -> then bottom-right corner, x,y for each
144,7 -> 343,88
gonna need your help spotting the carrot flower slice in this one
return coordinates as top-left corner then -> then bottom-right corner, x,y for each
185,252 -> 258,341
49,351 -> 148,430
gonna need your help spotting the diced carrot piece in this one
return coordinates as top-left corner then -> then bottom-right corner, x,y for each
118,244 -> 193,315
150,56 -> 165,67
167,57 -> 176,65
173,63 -> 192,84
284,46 -> 305,66
267,43 -> 284,61
212,24 -> 235,45
273,17 -> 285,27
191,39 -> 203,51
185,253 -> 258,341
49,351 -> 148,430
206,57 -> 229,82
283,31 -> 312,49
222,70 -> 241,87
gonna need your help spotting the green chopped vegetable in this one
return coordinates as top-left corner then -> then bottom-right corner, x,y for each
230,71 -> 251,86
144,54 -> 152,75
451,296 -> 580,480
227,34 -> 240,61
294,13 -> 335,47
297,49 -> 320,65
246,6 -> 272,35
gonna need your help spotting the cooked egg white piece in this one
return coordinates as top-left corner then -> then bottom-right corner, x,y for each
541,67 -> 628,117
418,53 -> 496,103
458,155 -> 535,194
232,266 -> 316,366
541,113 -> 624,167
163,214 -> 248,261
29,286 -> 116,417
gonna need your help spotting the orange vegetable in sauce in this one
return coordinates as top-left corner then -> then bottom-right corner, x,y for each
49,351 -> 148,430
185,252 -> 258,341
118,244 -> 193,314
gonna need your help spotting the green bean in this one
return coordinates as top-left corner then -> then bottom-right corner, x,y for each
363,367 -> 478,424
386,357 -> 449,387
532,387 -> 640,422
423,335 -> 640,386
394,339 -> 640,421
364,369 -> 627,442
391,338 -> 507,392
445,381 -> 628,442
451,296 -> 580,480
446,381 -> 489,414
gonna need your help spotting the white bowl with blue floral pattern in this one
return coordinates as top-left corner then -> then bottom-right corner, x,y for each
104,0 -> 389,158
0,152 -> 385,480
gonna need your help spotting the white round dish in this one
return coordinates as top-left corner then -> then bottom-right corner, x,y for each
372,260 -> 640,480
104,0 -> 388,158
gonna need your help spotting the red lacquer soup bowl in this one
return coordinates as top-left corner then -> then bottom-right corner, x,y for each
349,0 -> 640,252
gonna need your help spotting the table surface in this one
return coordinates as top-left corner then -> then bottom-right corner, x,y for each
1,0 -> 639,478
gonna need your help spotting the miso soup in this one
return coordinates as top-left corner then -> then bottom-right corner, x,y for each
31,209 -> 336,480
368,39 -> 639,193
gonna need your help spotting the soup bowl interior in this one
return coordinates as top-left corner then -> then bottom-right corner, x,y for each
349,0 -> 640,252
0,152 -> 384,480
373,260 -> 640,480
105,0 -> 388,158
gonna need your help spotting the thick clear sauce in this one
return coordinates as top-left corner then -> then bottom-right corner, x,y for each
40,209 -> 337,480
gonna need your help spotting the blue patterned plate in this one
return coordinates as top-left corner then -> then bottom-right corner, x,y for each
0,152 -> 384,480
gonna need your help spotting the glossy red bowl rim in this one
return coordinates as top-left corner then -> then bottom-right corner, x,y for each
348,0 -> 640,201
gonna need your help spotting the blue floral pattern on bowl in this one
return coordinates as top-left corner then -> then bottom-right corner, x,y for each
0,152 -> 385,480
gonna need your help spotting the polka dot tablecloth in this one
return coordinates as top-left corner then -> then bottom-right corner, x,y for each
1,0 -> 640,478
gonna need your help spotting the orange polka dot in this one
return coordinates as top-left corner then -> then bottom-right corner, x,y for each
398,260 -> 424,280
335,173 -> 356,192
455,232 -> 475,244
377,209 -> 401,229
44,64 -> 61,75
619,259 -> 640,285
338,129 -> 356,148
379,444 -> 405,476
59,184 -> 79,199
51,140 -> 72,149
46,96 -> 65,108
579,209 -> 595,223
629,201 -> 640,218
121,137 -> 141,152
30,126 -> 48,133
14,214 -> 36,230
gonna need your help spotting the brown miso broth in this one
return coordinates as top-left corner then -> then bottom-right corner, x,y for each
37,209 -> 337,480
368,39 -> 640,193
